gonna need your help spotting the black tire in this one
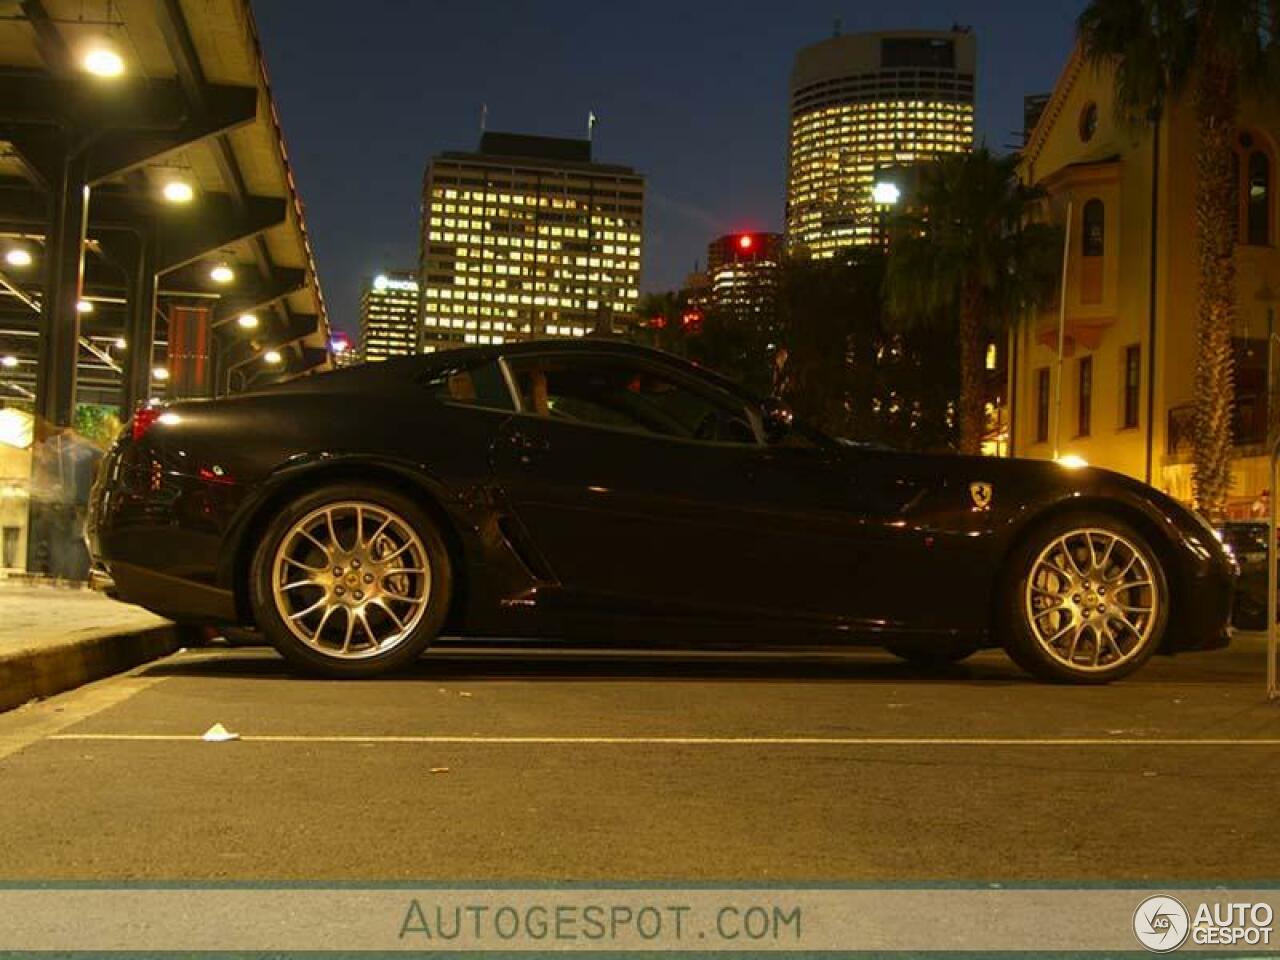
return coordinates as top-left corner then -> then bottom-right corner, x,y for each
249,483 -> 452,678
999,511 -> 1168,684
884,639 -> 980,667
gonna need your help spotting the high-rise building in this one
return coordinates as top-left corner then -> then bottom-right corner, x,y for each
330,331 -> 359,368
358,271 -> 418,362
706,232 -> 783,323
786,29 -> 976,254
418,131 -> 644,352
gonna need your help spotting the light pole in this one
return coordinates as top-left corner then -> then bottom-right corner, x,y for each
1052,199 -> 1074,461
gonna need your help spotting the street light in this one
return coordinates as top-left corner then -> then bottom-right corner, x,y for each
152,366 -> 170,381
82,47 -> 125,77
162,180 -> 194,204
114,338 -> 127,350
210,262 -> 235,284
5,248 -> 32,268
263,349 -> 283,365
872,181 -> 901,205
237,313 -> 259,330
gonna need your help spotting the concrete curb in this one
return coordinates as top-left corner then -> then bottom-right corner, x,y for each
0,625 -> 181,714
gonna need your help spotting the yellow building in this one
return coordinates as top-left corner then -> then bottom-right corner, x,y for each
1013,44 -> 1280,518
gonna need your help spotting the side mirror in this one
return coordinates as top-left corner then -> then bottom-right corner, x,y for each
760,396 -> 794,443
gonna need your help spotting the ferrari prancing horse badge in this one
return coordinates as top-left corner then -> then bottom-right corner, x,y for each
969,481 -> 993,510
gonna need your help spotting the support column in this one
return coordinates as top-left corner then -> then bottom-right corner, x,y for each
33,147 -> 89,430
27,147 -> 91,578
122,228 -> 157,415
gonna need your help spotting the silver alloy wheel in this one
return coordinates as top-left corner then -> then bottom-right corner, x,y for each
1023,527 -> 1159,672
271,501 -> 431,660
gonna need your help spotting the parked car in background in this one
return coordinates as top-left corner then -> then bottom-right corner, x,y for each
1219,521 -> 1273,629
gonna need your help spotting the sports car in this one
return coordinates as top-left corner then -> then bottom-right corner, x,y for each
86,339 -> 1235,682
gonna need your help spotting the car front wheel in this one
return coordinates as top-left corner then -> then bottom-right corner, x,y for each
1001,513 -> 1168,683
249,484 -> 452,678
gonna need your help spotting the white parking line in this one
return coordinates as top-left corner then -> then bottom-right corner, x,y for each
46,733 -> 1280,746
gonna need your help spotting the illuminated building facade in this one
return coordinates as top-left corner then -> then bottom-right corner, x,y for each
707,233 -> 783,323
419,132 -> 644,352
358,272 -> 418,362
786,29 -> 976,254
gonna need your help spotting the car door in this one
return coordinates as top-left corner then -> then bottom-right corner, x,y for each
739,441 -> 954,632
490,350 -> 770,619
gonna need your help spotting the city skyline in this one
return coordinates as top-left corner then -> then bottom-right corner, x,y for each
252,0 -> 1087,337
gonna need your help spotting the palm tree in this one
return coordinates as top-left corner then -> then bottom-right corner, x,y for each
1079,0 -> 1274,517
885,148 -> 1061,455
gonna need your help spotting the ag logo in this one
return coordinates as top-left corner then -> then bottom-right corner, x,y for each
1133,895 -> 1190,953
968,481 -> 993,510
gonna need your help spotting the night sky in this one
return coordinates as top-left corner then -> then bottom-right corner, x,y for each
252,0 -> 1086,338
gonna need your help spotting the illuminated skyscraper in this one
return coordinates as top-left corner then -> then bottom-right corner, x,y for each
418,132 -> 644,352
786,29 -> 976,254
359,271 -> 418,362
707,232 -> 783,323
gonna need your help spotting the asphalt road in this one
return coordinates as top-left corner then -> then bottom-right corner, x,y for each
0,637 -> 1276,882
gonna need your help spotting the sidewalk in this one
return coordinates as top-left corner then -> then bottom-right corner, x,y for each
0,581 -> 178,713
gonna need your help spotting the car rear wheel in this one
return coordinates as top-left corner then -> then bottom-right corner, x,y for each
1001,512 -> 1168,683
249,484 -> 451,678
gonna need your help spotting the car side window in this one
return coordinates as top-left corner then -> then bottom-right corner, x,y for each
506,355 -> 759,445
421,359 -> 515,411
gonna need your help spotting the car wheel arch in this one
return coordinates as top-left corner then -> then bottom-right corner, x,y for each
990,494 -> 1184,651
226,459 -> 469,631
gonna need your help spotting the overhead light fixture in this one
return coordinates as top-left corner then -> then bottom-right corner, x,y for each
263,349 -> 283,365
0,356 -> 18,369
5,248 -> 32,268
237,313 -> 259,330
872,181 -> 901,205
209,262 -> 235,284
162,180 -> 194,204
114,337 -> 127,349
152,366 -> 170,381
82,47 -> 125,78
76,299 -> 94,314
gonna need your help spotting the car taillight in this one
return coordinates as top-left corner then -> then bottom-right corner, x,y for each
130,406 -> 162,441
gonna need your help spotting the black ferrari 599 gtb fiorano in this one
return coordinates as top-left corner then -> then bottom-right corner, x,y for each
87,339 -> 1235,683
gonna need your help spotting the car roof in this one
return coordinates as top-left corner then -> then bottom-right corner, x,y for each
352,338 -> 757,398
265,338 -> 764,408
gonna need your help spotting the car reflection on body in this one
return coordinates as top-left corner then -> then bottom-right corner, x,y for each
87,340 -> 1234,683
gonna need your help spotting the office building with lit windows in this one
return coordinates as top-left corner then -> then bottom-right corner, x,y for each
786,29 -> 976,253
418,132 -> 644,352
358,271 -> 418,362
706,232 -> 783,323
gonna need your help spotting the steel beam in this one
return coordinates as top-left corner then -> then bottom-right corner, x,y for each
33,147 -> 88,429
208,268 -> 306,326
156,194 -> 286,273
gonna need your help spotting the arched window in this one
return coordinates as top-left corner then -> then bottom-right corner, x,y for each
1237,132 -> 1273,247
1082,198 -> 1105,257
